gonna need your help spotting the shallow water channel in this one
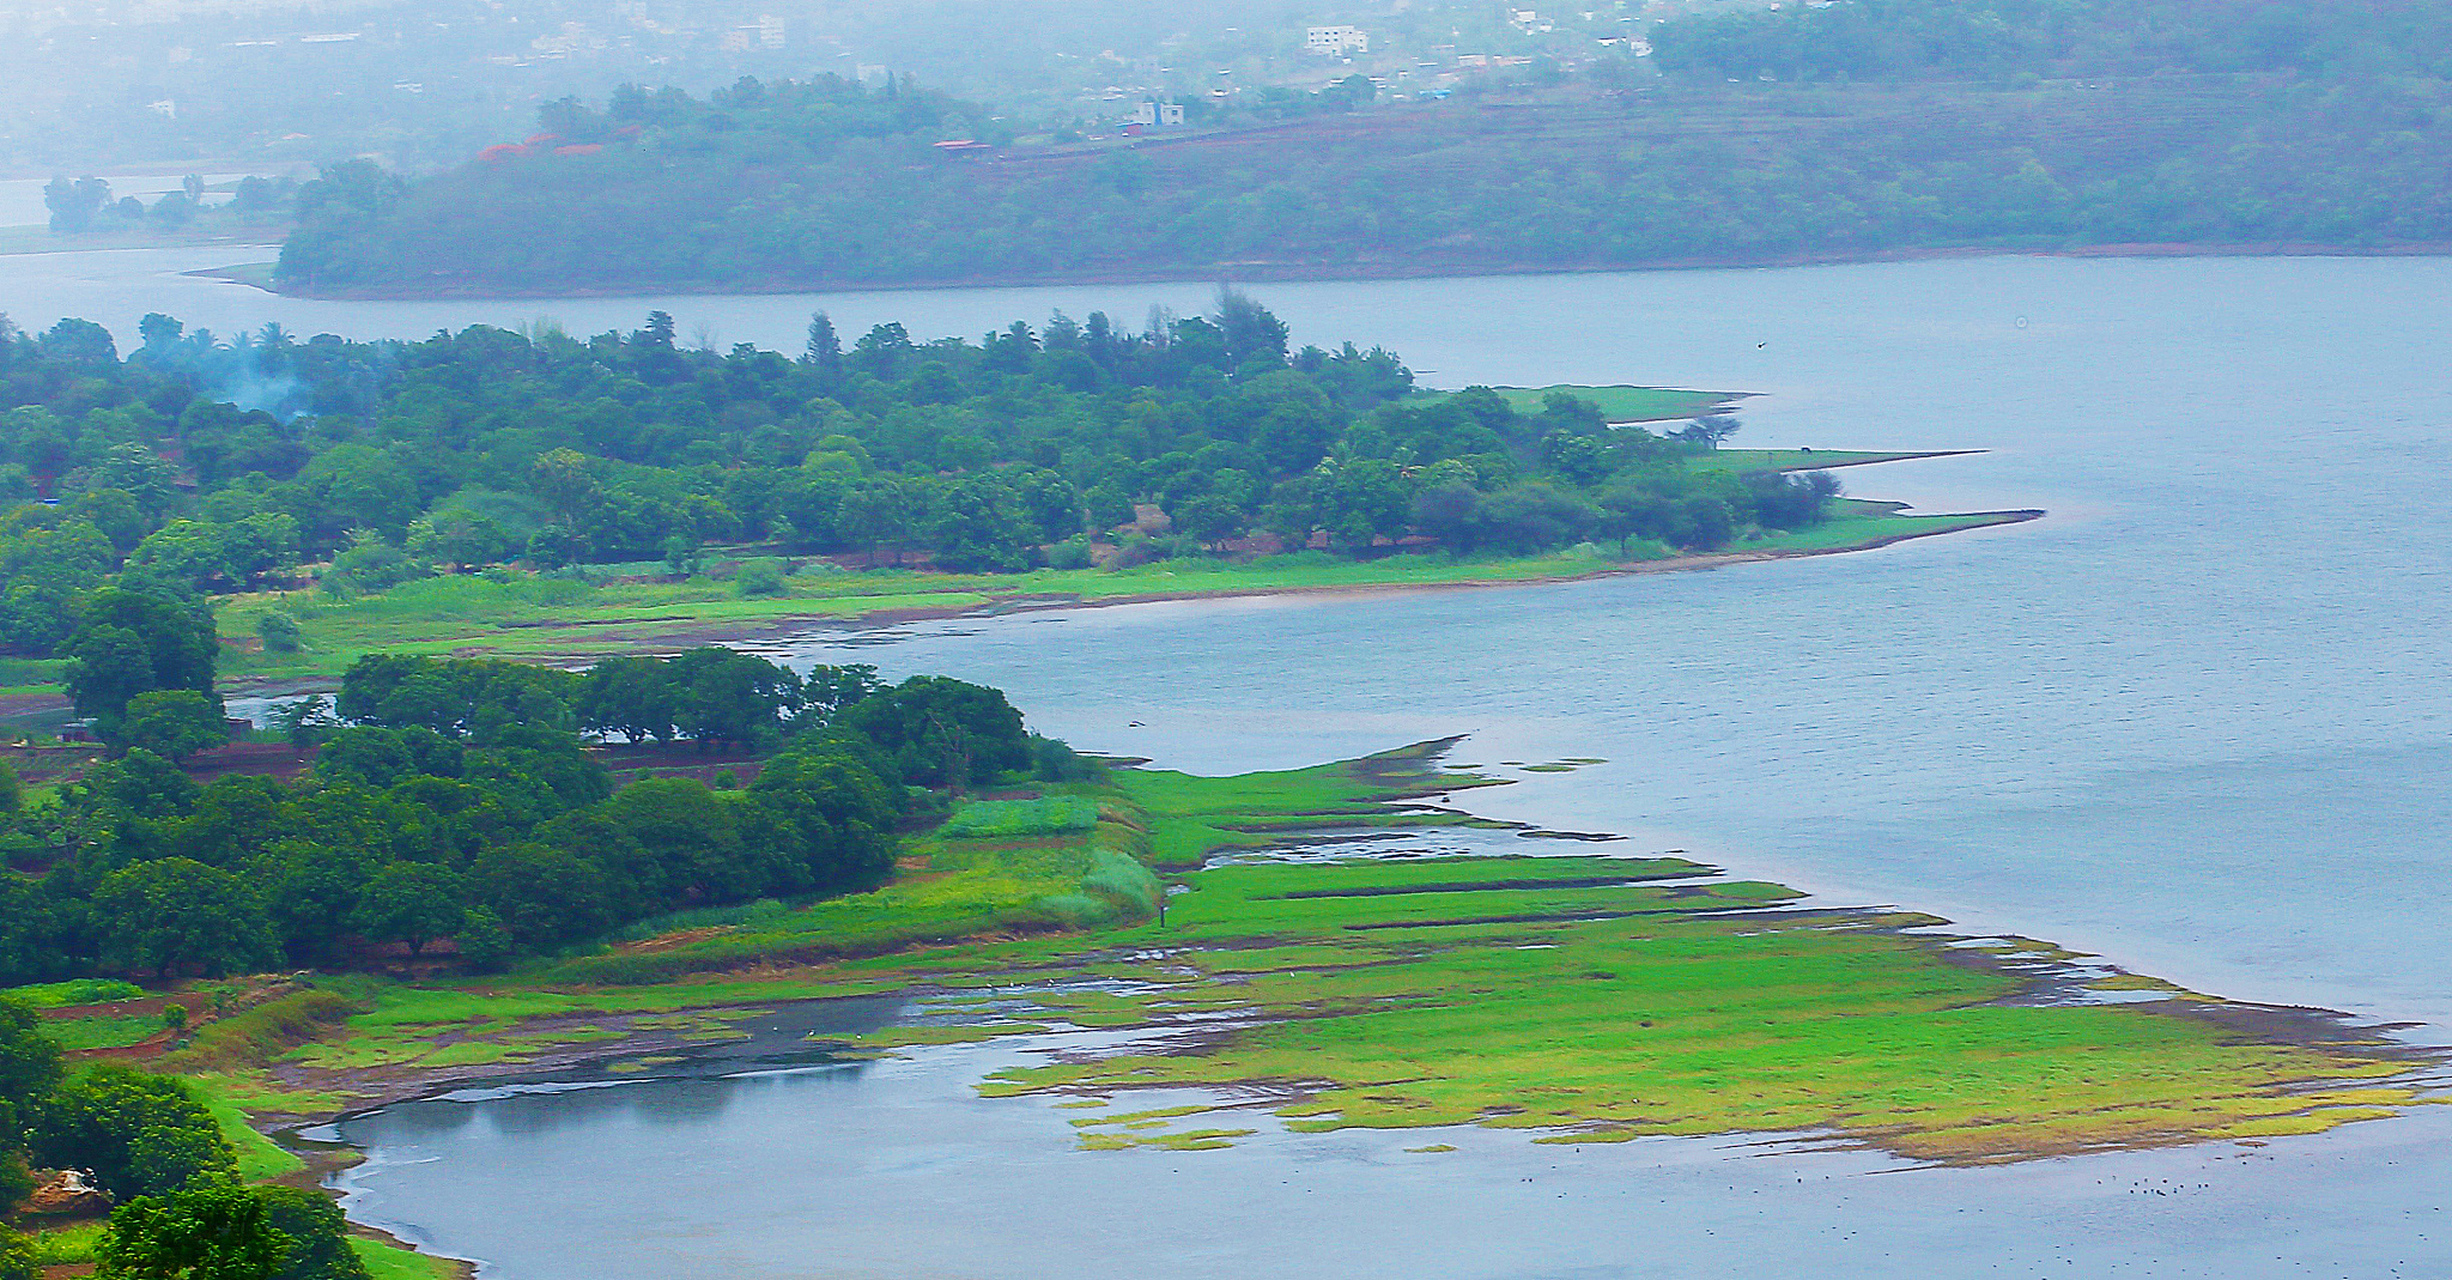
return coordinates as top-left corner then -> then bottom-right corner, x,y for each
7,249 -> 2446,1275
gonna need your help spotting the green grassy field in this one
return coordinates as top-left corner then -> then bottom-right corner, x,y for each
967,764 -> 2435,1162
1408,384 -> 1739,423
350,1237 -> 460,1280
209,503 -> 2029,692
176,745 -> 2435,1170
2,978 -> 145,1008
1689,448 -> 1956,472
41,1012 -> 165,1052
21,1217 -> 448,1279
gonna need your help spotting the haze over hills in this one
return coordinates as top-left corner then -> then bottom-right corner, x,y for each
0,0 -> 1640,173
261,0 -> 2452,296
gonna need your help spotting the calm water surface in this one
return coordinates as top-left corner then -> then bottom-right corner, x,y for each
7,250 -> 2445,1276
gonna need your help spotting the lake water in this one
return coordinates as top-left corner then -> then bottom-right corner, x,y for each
6,248 -> 2448,1276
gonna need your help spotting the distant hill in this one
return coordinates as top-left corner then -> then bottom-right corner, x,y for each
275,4 -> 2452,297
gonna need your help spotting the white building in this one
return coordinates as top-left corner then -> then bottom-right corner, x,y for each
1305,25 -> 1368,56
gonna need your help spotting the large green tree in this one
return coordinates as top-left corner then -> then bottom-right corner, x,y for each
34,1064 -> 237,1200
254,1185 -> 372,1280
121,690 -> 229,763
97,1179 -> 291,1280
350,862 -> 466,958
64,590 -> 222,743
0,999 -> 62,1212
90,859 -> 279,979
839,676 -> 1029,791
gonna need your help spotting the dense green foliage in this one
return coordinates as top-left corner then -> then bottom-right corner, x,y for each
0,1006 -> 340,1280
0,649 -> 1057,983
95,1178 -> 293,1280
274,1 -> 2452,297
0,299 -> 1818,674
32,1063 -> 233,1201
0,1012 -> 247,1232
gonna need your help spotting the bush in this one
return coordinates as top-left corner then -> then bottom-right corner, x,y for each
256,611 -> 302,652
456,906 -> 513,973
1080,847 -> 1162,918
1029,734 -> 1103,783
1034,892 -> 1119,929
1044,537 -> 1094,570
320,533 -> 431,598
120,689 -> 229,761
1106,533 -> 1162,570
735,559 -> 787,597
33,1064 -> 236,1199
0,1226 -> 36,1280
255,1184 -> 372,1280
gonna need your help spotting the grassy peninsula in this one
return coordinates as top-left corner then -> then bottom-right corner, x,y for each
205,484 -> 2027,693
96,742 -> 2432,1175
0,295 -> 2034,717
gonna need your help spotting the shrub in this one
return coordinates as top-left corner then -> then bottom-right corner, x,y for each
1080,847 -> 1162,919
1034,892 -> 1118,929
33,1064 -> 236,1199
120,689 -> 229,761
735,559 -> 787,597
255,1184 -> 372,1280
1044,537 -> 1094,570
320,533 -> 431,598
1106,533 -> 1162,570
0,1226 -> 36,1280
256,610 -> 303,652
1029,734 -> 1103,783
456,906 -> 514,973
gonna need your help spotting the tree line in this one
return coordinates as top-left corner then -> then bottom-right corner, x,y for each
0,296 -> 1838,671
3,620 -> 1048,984
266,23 -> 2452,298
